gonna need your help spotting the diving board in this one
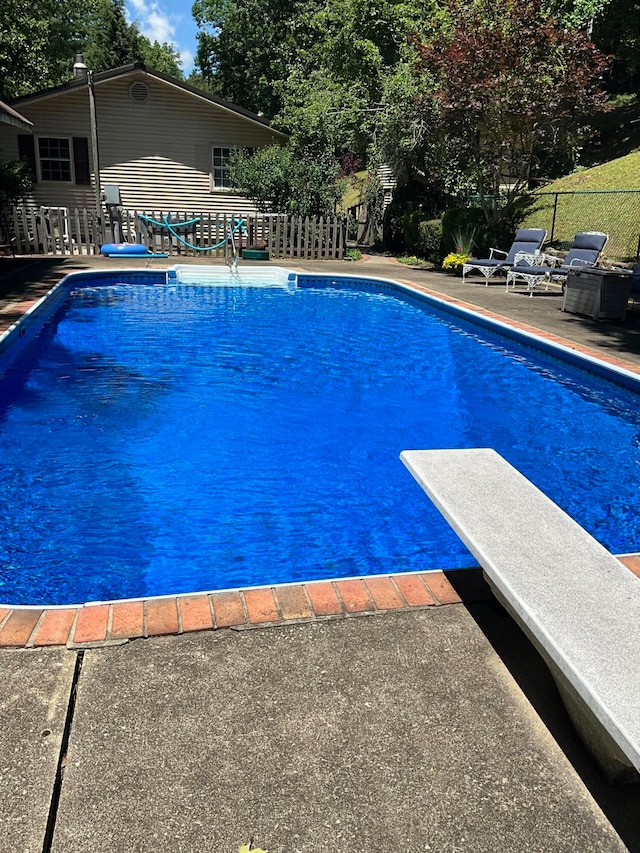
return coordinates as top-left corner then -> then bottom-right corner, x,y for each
400,447 -> 640,782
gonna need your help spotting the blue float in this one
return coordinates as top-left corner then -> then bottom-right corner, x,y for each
100,243 -> 168,258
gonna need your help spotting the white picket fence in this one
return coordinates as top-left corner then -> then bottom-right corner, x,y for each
8,206 -> 348,260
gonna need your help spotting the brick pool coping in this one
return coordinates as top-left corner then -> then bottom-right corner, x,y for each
1,559 -> 639,649
1,273 -> 640,650
0,571 -> 470,649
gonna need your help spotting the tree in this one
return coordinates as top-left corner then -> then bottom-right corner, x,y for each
83,0 -> 184,77
192,0 -> 316,117
0,0 -> 85,99
229,145 -> 345,216
273,67 -> 376,157
273,0 -> 424,155
82,0 -> 140,72
136,38 -> 184,77
591,0 -> 640,93
406,0 -> 609,221
544,0 -> 613,29
0,0 -> 184,102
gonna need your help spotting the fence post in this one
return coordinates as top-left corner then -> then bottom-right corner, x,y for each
303,216 -> 310,259
550,193 -> 559,244
72,208 -> 81,253
296,215 -> 303,258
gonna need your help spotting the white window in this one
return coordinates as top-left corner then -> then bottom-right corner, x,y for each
38,137 -> 72,182
212,146 -> 232,190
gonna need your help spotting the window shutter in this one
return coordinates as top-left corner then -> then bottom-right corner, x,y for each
73,137 -> 91,185
17,135 -> 37,180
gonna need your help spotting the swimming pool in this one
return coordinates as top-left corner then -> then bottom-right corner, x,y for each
1,267 -> 640,606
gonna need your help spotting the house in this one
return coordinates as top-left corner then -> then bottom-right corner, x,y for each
0,100 -> 33,132
0,63 -> 288,219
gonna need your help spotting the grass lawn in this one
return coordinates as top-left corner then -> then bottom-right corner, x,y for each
522,152 -> 640,260
537,151 -> 640,193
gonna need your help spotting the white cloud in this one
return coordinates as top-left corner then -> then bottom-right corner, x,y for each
146,8 -> 177,44
128,0 -> 177,44
180,50 -> 194,73
126,0 -> 195,72
128,0 -> 147,15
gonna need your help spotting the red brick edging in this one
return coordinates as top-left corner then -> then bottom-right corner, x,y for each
0,571 -> 465,649
2,557 -> 638,649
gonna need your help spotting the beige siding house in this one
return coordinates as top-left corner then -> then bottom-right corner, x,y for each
0,64 -> 287,217
0,100 -> 33,131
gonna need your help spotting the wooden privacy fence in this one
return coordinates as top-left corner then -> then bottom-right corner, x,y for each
8,206 -> 348,261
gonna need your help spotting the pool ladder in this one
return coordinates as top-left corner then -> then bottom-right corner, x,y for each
224,225 -> 239,273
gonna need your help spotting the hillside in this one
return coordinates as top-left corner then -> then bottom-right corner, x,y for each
522,150 -> 640,259
538,150 -> 640,193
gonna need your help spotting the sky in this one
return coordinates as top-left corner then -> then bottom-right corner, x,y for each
125,0 -> 200,74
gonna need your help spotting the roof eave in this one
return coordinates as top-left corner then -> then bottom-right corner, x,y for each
10,63 -> 288,140
0,100 -> 33,130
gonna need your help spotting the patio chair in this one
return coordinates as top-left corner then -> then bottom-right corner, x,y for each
39,206 -> 72,251
505,231 -> 609,297
462,229 -> 547,285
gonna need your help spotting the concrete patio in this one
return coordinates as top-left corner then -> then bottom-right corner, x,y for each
4,600 -> 640,853
1,253 -> 639,853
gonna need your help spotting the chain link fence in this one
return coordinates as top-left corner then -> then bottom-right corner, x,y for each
524,190 -> 640,261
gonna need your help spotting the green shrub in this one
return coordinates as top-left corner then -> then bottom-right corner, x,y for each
0,159 -> 33,211
382,183 -> 432,252
402,210 -> 430,254
229,146 -> 344,217
482,194 -> 536,254
440,207 -> 487,260
417,219 -> 442,262
346,213 -> 358,241
382,203 -> 406,252
384,201 -> 422,252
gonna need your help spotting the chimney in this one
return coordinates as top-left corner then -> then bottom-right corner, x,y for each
72,53 -> 88,79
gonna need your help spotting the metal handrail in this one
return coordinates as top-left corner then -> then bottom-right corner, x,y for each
224,225 -> 239,272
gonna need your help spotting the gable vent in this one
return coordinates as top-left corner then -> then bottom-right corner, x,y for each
129,82 -> 149,103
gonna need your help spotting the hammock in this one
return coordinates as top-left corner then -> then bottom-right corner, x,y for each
137,214 -> 246,252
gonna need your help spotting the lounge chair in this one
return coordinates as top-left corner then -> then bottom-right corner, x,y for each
462,228 -> 547,285
505,231 -> 609,297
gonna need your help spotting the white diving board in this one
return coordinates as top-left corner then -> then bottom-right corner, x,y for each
400,447 -> 640,783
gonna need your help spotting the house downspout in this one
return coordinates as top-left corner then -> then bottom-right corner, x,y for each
73,55 -> 103,251
87,72 -> 102,251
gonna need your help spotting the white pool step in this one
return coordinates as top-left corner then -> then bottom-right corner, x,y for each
169,265 -> 295,287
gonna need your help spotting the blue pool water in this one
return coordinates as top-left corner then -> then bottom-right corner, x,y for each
1,272 -> 640,605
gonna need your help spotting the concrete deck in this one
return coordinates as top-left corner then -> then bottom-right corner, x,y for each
1,254 -> 640,852
4,605 -> 640,853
